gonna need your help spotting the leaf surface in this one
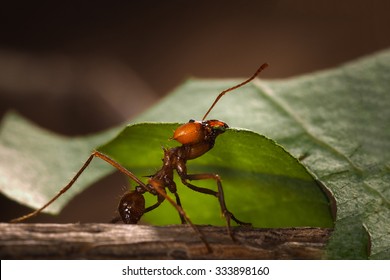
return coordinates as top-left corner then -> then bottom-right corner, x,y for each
135,49 -> 390,259
1,49 -> 389,259
0,113 -> 119,213
97,123 -> 333,228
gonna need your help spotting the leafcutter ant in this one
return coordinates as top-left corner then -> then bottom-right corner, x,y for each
11,63 -> 269,252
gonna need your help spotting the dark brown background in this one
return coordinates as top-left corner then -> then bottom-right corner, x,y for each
1,0 -> 389,222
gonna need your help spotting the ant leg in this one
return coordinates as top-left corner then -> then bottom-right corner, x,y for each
181,173 -> 251,240
185,173 -> 251,225
10,153 -> 96,223
10,151 -> 150,223
141,193 -> 187,224
144,201 -> 162,213
143,188 -> 186,223
11,151 -> 212,252
165,178 -> 186,224
144,191 -> 167,214
10,151 -> 176,223
173,192 -> 186,224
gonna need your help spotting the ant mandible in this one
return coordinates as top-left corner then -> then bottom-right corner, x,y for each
11,63 -> 269,252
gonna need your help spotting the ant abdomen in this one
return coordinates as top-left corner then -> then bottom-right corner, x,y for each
118,191 -> 145,224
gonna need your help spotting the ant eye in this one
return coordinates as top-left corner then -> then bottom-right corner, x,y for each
189,119 -> 195,123
214,125 -> 227,131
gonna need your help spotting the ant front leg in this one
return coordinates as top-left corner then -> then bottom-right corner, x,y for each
179,171 -> 251,240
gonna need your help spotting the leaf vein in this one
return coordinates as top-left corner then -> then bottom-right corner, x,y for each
253,80 -> 363,174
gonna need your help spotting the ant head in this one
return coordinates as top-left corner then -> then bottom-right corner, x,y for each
203,119 -> 229,131
118,191 -> 145,224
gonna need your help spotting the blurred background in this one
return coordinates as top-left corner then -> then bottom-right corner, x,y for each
1,0 -> 389,222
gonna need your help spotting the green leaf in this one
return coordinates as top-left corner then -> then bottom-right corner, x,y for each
97,123 -> 333,228
0,112 -> 119,213
1,49 -> 389,259
134,49 -> 390,259
0,113 -> 332,228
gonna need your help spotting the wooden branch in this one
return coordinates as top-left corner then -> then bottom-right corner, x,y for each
0,223 -> 332,259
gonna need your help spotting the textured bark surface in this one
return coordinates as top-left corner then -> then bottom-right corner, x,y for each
0,223 -> 332,259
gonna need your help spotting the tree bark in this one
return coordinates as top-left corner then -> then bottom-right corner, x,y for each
0,223 -> 332,259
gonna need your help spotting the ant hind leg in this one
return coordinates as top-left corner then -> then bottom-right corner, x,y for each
180,173 -> 251,240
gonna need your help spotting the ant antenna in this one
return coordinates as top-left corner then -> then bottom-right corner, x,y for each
202,63 -> 269,121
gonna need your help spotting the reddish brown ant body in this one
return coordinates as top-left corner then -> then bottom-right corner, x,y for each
11,63 -> 269,252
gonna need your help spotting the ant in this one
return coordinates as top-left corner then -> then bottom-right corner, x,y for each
11,63 -> 269,252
